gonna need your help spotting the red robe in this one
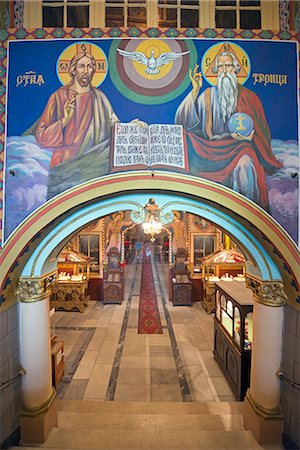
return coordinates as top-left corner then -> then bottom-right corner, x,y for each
35,84 -> 119,168
185,86 -> 283,209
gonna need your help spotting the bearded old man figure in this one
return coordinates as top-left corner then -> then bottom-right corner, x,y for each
175,51 -> 282,210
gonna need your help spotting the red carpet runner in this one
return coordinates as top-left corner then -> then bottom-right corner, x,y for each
138,250 -> 163,334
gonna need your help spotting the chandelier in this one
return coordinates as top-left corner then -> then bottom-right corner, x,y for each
142,213 -> 163,242
141,198 -> 162,242
130,198 -> 175,242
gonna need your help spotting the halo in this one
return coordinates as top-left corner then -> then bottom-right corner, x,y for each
112,211 -> 124,220
56,42 -> 108,87
201,41 -> 251,86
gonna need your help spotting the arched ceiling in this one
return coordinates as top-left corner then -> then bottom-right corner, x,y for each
0,172 -> 299,310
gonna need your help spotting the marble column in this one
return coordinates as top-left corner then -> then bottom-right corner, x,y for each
18,272 -> 57,444
244,277 -> 287,444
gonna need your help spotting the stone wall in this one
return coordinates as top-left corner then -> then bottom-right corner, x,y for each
0,303 -> 21,447
281,304 -> 300,449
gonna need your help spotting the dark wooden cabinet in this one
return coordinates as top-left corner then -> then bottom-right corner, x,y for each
51,339 -> 64,388
213,281 -> 253,400
170,248 -> 192,306
202,280 -> 216,314
103,247 -> 124,304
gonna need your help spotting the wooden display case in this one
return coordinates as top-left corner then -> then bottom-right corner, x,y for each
103,247 -> 124,304
170,248 -> 192,306
201,249 -> 245,314
51,339 -> 64,388
51,248 -> 91,312
213,281 -> 253,400
50,277 -> 89,312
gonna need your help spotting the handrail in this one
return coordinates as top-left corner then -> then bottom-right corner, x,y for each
278,371 -> 300,390
0,367 -> 26,391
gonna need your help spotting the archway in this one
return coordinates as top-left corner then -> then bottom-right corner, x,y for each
0,172 -> 298,444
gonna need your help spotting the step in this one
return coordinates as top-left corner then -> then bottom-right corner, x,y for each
57,411 -> 244,432
17,429 -> 263,449
10,444 -> 285,450
57,399 -> 244,416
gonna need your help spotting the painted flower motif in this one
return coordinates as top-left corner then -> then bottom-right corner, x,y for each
20,245 -> 30,256
0,47 -> 5,58
110,28 -> 122,37
259,30 -> 273,39
72,29 -> 83,38
10,260 -> 20,273
282,263 -> 292,275
241,30 -> 253,39
32,232 -> 42,242
35,29 -> 46,38
184,28 -> 197,37
0,104 -> 4,114
129,27 -> 140,37
0,85 -> 4,96
90,29 -> 103,38
3,277 -> 12,289
290,279 -> 298,291
16,29 -> 28,39
0,66 -> 5,77
166,29 -> 179,37
222,29 -> 235,38
278,31 -> 291,40
0,123 -> 3,134
0,30 -> 9,41
147,28 -> 160,38
53,29 -> 65,38
203,29 -> 217,38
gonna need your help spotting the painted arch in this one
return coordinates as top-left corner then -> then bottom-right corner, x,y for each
0,173 -> 299,311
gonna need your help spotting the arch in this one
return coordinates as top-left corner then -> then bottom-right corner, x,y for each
22,192 -> 277,280
1,172 -> 299,303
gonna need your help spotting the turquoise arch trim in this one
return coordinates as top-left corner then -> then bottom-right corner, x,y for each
21,192 -> 281,280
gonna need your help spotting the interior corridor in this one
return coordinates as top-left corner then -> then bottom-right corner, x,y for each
51,258 -> 236,403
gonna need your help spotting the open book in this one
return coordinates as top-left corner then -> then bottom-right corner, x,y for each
110,123 -> 189,173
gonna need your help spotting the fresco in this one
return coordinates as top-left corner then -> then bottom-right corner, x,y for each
4,38 -> 298,244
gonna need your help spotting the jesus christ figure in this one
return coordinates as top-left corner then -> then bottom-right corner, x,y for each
35,48 -> 145,200
35,50 -> 120,199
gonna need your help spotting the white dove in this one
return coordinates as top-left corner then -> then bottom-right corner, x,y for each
117,48 -> 190,75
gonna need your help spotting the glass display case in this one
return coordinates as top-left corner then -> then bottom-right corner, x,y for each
192,234 -> 216,277
214,281 -> 253,400
50,248 -> 91,312
78,234 -> 100,275
201,248 -> 246,314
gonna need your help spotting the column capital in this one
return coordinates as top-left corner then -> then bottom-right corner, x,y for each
246,276 -> 287,307
18,272 -> 57,303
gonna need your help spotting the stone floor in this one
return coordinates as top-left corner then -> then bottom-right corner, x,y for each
51,259 -> 236,403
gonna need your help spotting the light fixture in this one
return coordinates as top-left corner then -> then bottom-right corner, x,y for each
142,213 -> 163,242
130,198 -> 175,242
141,198 -> 162,242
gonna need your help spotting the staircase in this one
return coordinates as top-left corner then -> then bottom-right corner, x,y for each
10,400 -> 283,450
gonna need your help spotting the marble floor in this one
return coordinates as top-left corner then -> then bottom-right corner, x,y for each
51,259 -> 236,403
